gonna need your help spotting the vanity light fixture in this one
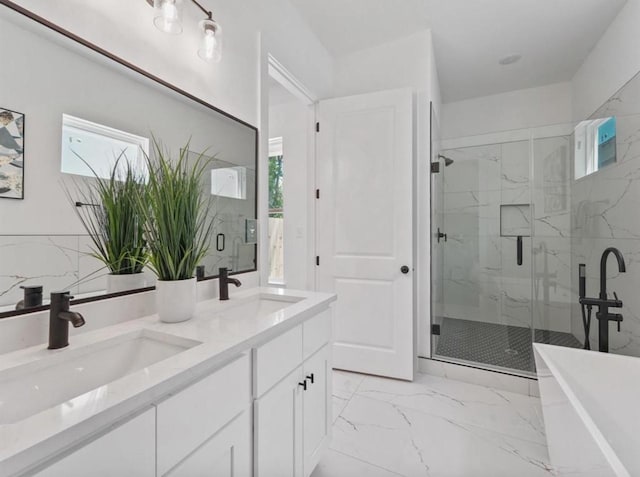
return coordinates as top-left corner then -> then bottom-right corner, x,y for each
198,18 -> 222,63
148,0 -> 222,63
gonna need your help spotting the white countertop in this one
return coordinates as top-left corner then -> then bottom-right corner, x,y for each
534,343 -> 640,477
0,287 -> 336,476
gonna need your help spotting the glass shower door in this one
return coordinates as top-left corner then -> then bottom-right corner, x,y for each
431,139 -> 537,375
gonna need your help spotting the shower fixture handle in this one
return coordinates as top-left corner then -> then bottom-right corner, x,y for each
517,236 -> 523,266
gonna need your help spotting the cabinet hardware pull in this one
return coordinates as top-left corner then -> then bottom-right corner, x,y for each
306,373 -> 315,384
298,380 -> 307,391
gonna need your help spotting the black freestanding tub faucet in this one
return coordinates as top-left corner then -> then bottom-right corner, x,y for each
579,247 -> 626,352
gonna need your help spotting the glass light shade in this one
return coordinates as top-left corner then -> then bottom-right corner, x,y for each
153,0 -> 183,34
198,19 -> 223,63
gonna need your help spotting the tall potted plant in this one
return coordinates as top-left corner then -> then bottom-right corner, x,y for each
142,138 -> 213,323
69,153 -> 148,293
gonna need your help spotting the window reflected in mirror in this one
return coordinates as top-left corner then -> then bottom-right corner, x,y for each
61,114 -> 149,181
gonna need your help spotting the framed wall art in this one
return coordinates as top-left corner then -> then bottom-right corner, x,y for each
0,108 -> 24,199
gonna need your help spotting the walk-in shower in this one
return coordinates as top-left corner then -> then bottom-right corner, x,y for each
430,68 -> 640,376
430,129 -> 582,375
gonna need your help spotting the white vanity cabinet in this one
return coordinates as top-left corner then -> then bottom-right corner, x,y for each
33,408 -> 156,477
18,302 -> 333,477
302,345 -> 331,475
254,309 -> 332,477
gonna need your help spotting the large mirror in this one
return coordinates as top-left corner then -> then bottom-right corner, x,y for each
0,4 -> 257,316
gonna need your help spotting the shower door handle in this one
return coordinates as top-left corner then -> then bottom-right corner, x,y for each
437,228 -> 447,243
517,236 -> 523,266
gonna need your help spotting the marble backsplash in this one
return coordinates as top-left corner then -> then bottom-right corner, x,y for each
0,235 -> 111,310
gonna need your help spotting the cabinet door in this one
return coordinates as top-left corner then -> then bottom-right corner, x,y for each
164,410 -> 251,477
303,345 -> 331,476
34,408 -> 155,477
254,366 -> 304,477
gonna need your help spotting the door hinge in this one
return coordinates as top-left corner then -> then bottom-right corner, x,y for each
431,162 -> 440,174
316,122 -> 320,132
315,189 -> 320,199
316,256 -> 320,266
431,324 -> 441,335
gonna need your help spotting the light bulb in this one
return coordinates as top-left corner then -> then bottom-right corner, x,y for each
198,19 -> 222,63
153,0 -> 183,35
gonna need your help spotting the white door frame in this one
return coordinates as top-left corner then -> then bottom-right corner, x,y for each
259,46 -> 317,288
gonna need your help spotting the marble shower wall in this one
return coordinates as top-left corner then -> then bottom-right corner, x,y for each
440,135 -> 572,332
570,111 -> 640,356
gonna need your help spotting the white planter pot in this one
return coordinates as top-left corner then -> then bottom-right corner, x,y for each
155,277 -> 197,323
106,273 -> 147,294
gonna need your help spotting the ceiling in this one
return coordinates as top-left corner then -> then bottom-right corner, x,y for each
289,0 -> 628,103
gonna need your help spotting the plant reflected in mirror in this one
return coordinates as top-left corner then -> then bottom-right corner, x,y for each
65,151 -> 149,277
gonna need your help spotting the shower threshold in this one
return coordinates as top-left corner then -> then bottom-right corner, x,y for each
434,317 -> 582,374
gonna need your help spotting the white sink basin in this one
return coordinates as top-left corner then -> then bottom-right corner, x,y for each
0,329 -> 201,424
220,293 -> 304,319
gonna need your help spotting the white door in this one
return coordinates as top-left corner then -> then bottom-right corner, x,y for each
316,88 -> 414,380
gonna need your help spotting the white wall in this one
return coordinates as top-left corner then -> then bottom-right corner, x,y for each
333,31 -> 432,98
572,0 -> 640,120
441,82 -> 573,140
9,0 -> 334,126
4,0 -> 334,287
268,98 -> 313,290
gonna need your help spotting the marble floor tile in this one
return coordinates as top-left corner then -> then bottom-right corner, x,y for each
332,370 -> 365,423
311,449 -> 403,477
331,394 -> 553,476
319,371 -> 553,477
333,369 -> 365,400
355,373 -> 546,445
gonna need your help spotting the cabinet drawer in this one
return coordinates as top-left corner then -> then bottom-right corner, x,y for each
35,408 -> 155,477
254,325 -> 303,397
157,353 -> 251,476
303,308 -> 332,360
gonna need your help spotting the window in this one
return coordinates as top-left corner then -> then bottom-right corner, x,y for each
61,114 -> 149,180
268,137 -> 284,284
574,116 -> 617,179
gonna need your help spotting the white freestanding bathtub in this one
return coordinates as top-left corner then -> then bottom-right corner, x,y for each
534,344 -> 640,477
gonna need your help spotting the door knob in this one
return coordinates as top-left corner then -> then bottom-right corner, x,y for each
298,380 -> 308,391
400,266 -> 410,274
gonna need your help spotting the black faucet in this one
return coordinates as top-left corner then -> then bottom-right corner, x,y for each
15,285 -> 43,310
219,267 -> 241,301
48,292 -> 86,350
579,247 -> 626,352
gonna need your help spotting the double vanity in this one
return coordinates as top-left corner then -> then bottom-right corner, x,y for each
0,288 -> 336,477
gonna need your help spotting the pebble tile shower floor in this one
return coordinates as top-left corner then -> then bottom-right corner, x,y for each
434,317 -> 582,372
